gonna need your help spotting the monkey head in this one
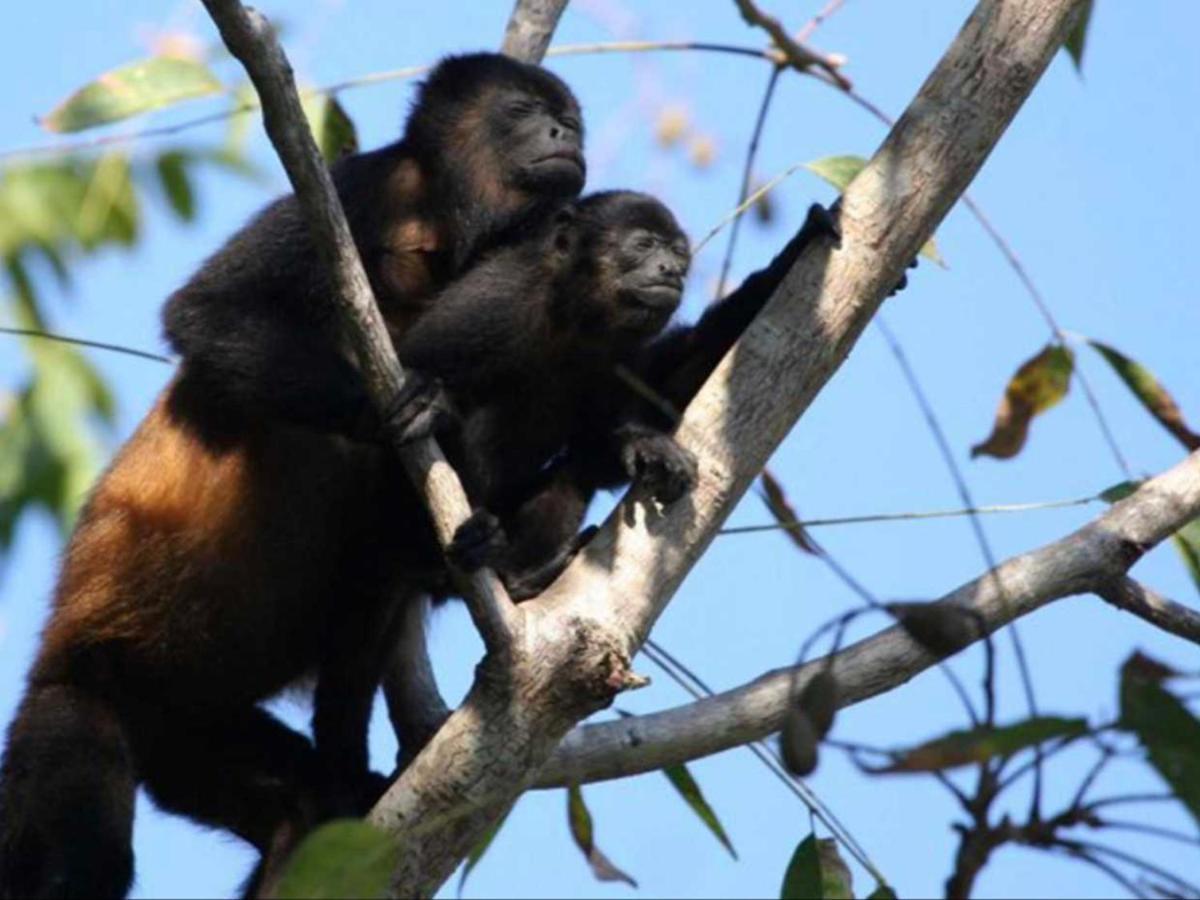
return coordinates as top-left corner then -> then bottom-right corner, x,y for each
563,191 -> 690,347
406,53 -> 586,213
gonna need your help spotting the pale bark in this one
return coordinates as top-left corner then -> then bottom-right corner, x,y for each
534,451 -> 1200,787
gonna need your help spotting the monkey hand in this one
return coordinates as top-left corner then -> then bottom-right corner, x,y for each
803,201 -> 843,245
622,432 -> 698,505
447,509 -> 509,572
380,372 -> 458,447
817,198 -> 916,296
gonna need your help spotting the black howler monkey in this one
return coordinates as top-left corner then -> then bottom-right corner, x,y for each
0,52 -> 585,900
417,199 -> 848,601
378,190 -> 702,601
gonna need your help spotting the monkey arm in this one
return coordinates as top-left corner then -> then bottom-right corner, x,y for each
641,202 -> 840,416
394,257 -> 537,391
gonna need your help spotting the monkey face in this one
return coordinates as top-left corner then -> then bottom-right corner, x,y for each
494,89 -> 585,197
407,53 -> 587,208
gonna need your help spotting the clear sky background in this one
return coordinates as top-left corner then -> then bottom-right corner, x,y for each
1,1 -> 1198,898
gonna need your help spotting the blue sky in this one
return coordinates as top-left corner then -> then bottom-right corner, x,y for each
1,1 -> 1198,898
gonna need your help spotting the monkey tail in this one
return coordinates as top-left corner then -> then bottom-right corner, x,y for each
0,683 -> 136,899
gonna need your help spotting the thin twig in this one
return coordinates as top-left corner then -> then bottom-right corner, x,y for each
833,84 -> 1134,479
718,495 -> 1101,535
0,41 -> 782,163
1052,845 -> 1149,899
1096,577 -> 1200,647
1094,819 -> 1200,847
797,0 -> 848,43
732,0 -> 851,89
0,326 -> 172,364
875,315 -> 1043,810
641,641 -> 886,883
715,64 -> 782,299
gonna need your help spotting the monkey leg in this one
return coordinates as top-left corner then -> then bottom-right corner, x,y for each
0,683 -> 136,900
311,594 -> 406,815
130,703 -> 327,898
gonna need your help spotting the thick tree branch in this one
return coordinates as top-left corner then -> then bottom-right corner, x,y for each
196,0 -> 517,651
534,451 -> 1200,787
367,1 -> 1088,895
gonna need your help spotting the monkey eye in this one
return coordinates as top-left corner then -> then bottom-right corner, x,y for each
633,235 -> 656,253
560,115 -> 582,133
506,99 -> 537,118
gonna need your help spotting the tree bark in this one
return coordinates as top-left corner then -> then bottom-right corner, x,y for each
533,450 -> 1200,787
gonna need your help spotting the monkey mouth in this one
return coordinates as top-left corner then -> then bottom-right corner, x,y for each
632,280 -> 683,306
533,148 -> 585,174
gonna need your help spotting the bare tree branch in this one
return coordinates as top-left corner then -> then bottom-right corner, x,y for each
196,0 -> 517,651
501,0 -> 570,62
732,0 -> 851,89
365,1 -> 1089,894
1096,575 -> 1200,646
534,451 -> 1200,787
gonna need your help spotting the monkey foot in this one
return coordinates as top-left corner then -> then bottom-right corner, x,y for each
622,432 -> 698,505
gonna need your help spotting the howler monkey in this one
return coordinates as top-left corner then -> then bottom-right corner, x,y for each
0,52 -> 585,900
375,190 -> 702,602
431,199 -> 851,600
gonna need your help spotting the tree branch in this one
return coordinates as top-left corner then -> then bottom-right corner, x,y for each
1096,575 -> 1200,646
366,1 -> 1089,895
500,0 -> 570,62
534,451 -> 1200,787
196,0 -> 517,651
732,0 -> 851,89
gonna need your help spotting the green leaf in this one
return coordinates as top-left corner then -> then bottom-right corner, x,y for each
1089,340 -> 1200,450
302,93 -> 359,163
566,785 -> 637,888
872,716 -> 1089,773
1064,0 -> 1095,72
43,56 -> 222,133
272,820 -> 398,900
0,332 -> 114,557
868,886 -> 899,900
1172,518 -> 1200,597
803,154 -> 944,266
781,835 -> 853,900
1099,480 -> 1142,503
662,764 -> 737,859
971,345 -> 1074,460
1118,652 -> 1200,829
457,811 -> 508,897
155,151 -> 195,222
804,155 -> 866,192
